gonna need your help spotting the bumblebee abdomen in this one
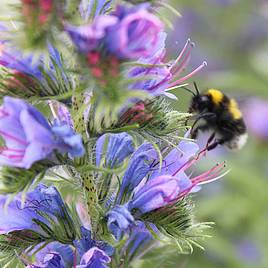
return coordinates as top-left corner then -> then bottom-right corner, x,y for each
228,98 -> 242,120
225,133 -> 248,150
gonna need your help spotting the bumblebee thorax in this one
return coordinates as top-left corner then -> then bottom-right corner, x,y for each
206,89 -> 224,105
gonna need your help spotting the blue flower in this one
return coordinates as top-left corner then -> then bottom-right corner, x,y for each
74,227 -> 114,259
150,140 -> 199,178
65,15 -> 118,53
106,204 -> 134,240
52,120 -> 85,158
0,42 -> 42,78
0,97 -> 84,169
0,184 -> 67,234
66,5 -> 164,60
130,175 -> 181,213
129,38 -> 207,96
30,242 -> 74,268
0,194 -> 41,234
123,221 -> 153,260
77,247 -> 111,268
96,132 -> 134,168
27,243 -> 111,268
105,5 -> 163,59
117,143 -> 157,203
0,43 -> 66,80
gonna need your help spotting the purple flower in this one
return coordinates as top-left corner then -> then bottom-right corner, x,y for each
96,132 -> 134,168
65,15 -> 118,53
118,143 -> 157,203
77,247 -> 111,268
0,195 -> 41,234
243,98 -> 268,140
150,140 -> 199,178
0,96 -> 84,169
0,184 -> 67,234
130,175 -> 181,213
52,119 -> 85,157
130,38 -> 207,96
123,221 -> 153,261
66,5 -> 163,60
106,204 -> 134,240
128,140 -> 226,214
0,43 -> 66,80
0,42 -> 42,78
27,243 -> 111,268
235,239 -> 261,264
27,252 -> 66,268
105,5 -> 163,59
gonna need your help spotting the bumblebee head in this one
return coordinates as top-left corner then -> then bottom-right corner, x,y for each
189,94 -> 210,113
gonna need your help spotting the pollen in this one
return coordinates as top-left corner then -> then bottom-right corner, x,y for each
206,89 -> 224,105
229,98 -> 242,120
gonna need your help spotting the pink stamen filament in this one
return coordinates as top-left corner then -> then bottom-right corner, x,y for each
1,153 -> 24,159
178,163 -> 225,198
169,39 -> 192,70
146,41 -> 195,92
169,61 -> 207,88
0,130 -> 28,145
170,41 -> 194,74
172,148 -> 208,177
191,162 -> 225,185
0,147 -> 25,153
146,72 -> 171,92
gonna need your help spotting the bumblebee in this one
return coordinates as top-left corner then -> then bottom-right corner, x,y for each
187,83 -> 248,151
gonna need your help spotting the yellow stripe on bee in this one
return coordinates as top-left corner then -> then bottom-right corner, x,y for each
206,89 -> 224,105
229,98 -> 242,120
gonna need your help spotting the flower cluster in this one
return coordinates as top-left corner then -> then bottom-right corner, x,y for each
0,0 -> 228,267
0,96 -> 84,169
100,133 -> 225,242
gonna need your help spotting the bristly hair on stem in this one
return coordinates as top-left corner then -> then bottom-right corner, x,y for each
141,198 -> 213,254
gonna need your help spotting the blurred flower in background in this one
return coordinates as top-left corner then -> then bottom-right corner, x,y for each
243,98 -> 268,141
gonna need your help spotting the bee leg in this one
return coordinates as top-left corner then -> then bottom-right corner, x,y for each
205,132 -> 216,150
191,124 -> 210,139
206,137 -> 226,151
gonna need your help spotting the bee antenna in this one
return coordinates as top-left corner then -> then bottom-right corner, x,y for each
193,81 -> 200,96
181,86 -> 196,96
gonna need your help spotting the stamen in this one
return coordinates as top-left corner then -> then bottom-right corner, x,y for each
170,41 -> 195,74
191,162 -> 226,185
197,169 -> 230,186
169,61 -> 207,87
169,39 -> 192,70
1,153 -> 24,160
0,147 -> 25,153
146,72 -> 171,92
174,164 -> 226,200
172,147 -> 207,176
0,130 -> 27,145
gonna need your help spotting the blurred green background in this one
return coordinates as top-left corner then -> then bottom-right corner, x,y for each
164,0 -> 268,268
